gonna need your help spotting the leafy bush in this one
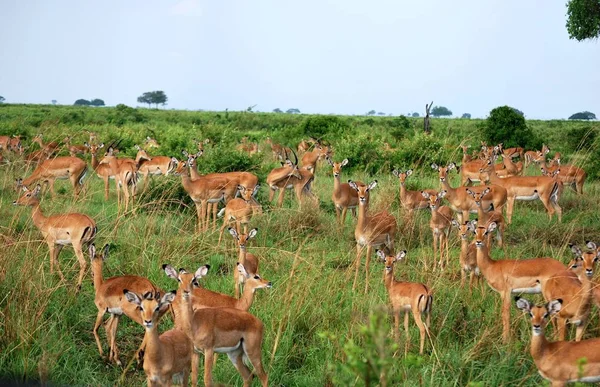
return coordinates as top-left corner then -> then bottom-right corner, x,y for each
333,133 -> 384,175
565,126 -> 598,152
389,132 -> 453,170
196,148 -> 259,174
481,106 -> 541,149
109,104 -> 147,126
299,115 -> 349,139
388,116 -> 411,140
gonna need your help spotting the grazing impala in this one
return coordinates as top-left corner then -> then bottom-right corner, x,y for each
392,169 -> 436,215
90,244 -> 164,366
349,180 -> 397,293
535,152 -> 587,195
466,187 -> 505,247
135,145 -> 177,192
99,146 -> 139,213
164,265 -> 268,387
540,244 -> 597,341
32,134 -> 60,156
63,136 -> 89,157
228,228 -> 260,298
125,290 -> 192,387
451,220 -> 480,288
328,158 -> 362,224
515,297 -> 600,386
432,163 -> 507,223
16,155 -> 88,198
479,160 -> 563,224
13,185 -> 97,291
474,222 -> 574,342
422,191 -> 453,270
377,250 -> 432,354
217,184 -> 262,245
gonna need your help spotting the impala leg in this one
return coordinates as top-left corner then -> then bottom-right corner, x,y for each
539,194 -> 555,222
108,314 -> 121,365
103,177 -> 110,200
227,350 -> 253,387
48,243 -> 66,282
268,187 -> 275,202
392,307 -> 400,339
557,317 -> 567,341
203,349 -> 215,387
413,310 -> 426,354
353,244 -> 363,291
218,218 -> 228,246
444,232 -> 450,268
212,203 -> 218,229
277,187 -> 286,207
575,320 -> 587,342
501,291 -> 511,343
194,202 -> 203,233
72,242 -> 87,292
364,245 -> 372,293
461,267 -> 467,288
142,172 -> 149,193
93,309 -> 106,357
48,178 -> 57,198
403,312 -> 410,342
191,351 -> 200,386
351,207 -> 357,218
506,197 -> 515,224
335,206 -> 341,224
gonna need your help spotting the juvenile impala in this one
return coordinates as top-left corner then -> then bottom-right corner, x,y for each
90,244 -> 163,366
451,219 -> 480,288
377,250 -> 432,354
540,244 -> 597,341
13,185 -> 97,291
328,158 -> 362,224
473,222 -> 575,342
217,184 -> 262,245
466,187 -> 505,248
392,169 -> 436,215
422,190 -> 454,270
63,136 -> 89,157
125,290 -> 192,387
228,228 -> 260,298
515,297 -> 600,386
164,265 -> 268,387
16,155 -> 88,198
349,180 -> 397,293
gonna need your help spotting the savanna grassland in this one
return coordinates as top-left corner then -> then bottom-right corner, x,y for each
1,104 -> 600,386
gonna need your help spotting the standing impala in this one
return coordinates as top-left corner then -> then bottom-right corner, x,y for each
228,228 -> 260,298
267,150 -> 316,208
392,169 -> 436,215
90,244 -> 163,366
300,141 -> 330,179
16,155 -> 88,198
515,297 -> 600,386
349,180 -> 397,293
535,151 -> 587,195
99,146 -> 139,213
479,160 -> 563,224
451,220 -> 480,288
466,187 -> 505,248
164,265 -> 268,387
473,222 -> 575,342
377,250 -> 432,354
32,134 -> 60,156
13,185 -> 97,291
422,191 -> 453,270
63,136 -> 89,157
328,158 -> 362,224
524,143 -> 550,169
135,145 -> 177,193
125,290 -> 192,387
86,143 -> 115,200
217,185 -> 261,245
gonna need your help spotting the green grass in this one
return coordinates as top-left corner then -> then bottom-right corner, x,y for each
1,105 -> 600,386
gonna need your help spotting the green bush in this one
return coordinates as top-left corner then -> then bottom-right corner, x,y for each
299,115 -> 349,139
334,133 -> 384,175
481,106 -> 541,149
565,126 -> 598,152
390,132 -> 452,169
196,147 -> 259,173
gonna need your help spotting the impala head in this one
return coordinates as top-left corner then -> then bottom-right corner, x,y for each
327,158 -> 348,178
515,297 -> 562,336
173,159 -> 188,175
533,150 -> 546,163
569,244 -> 599,278
474,222 -> 496,248
238,185 -> 259,202
465,187 -> 490,208
124,290 -> 176,329
349,180 -> 376,204
421,190 -> 447,210
98,146 -> 118,165
431,163 -> 457,182
144,136 -> 160,148
85,142 -> 104,155
134,145 -> 151,162
13,184 -> 42,206
62,136 -> 72,144
478,167 -> 492,183
237,263 -> 272,291
377,250 -> 406,272
460,144 -> 470,154
88,243 -> 110,264
392,169 -> 413,185
163,264 -> 210,299
542,143 -> 550,155
229,228 -> 258,251
195,138 -> 210,151
452,219 -> 477,240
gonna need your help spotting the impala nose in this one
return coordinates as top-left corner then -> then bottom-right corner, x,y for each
586,269 -> 593,277
267,282 -> 273,288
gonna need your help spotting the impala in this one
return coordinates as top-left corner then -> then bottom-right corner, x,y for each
459,147 -> 494,185
497,143 -> 524,160
13,185 -> 97,291
392,169 -> 436,215
328,158 -> 362,224
194,138 -> 211,152
460,144 -> 472,163
32,134 -> 60,156
228,228 -> 260,298
524,143 -> 550,169
466,187 -> 505,247
16,155 -> 88,198
479,161 -> 563,224
164,265 -> 268,387
535,151 -> 587,194
86,143 -> 114,200
266,137 -> 285,160
99,146 -> 139,213
217,184 -> 261,245
90,244 -> 164,366
125,290 -> 192,387
540,244 -> 597,341
135,145 -> 178,192
432,163 -> 507,223
474,222 -> 574,342
300,141 -> 330,178
267,150 -> 316,208
496,150 -> 523,177
63,136 -> 89,157
144,136 -> 160,148
349,180 -> 397,293
422,190 -> 453,270
377,250 -> 432,354
297,137 -> 316,154
515,297 -> 600,386
451,219 -> 480,288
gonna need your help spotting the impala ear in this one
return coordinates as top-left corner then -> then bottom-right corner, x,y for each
586,241 -> 598,251
98,143 -> 104,149
438,190 -> 447,198
421,191 -> 430,199
341,158 -> 348,167
124,290 -> 142,306
447,162 -> 456,170
160,291 -> 177,307
483,187 -> 491,196
236,263 -> 250,278
134,145 -> 140,150
182,150 -> 189,157
162,264 -> 179,280
392,169 -> 400,177
405,169 -> 413,176
367,181 -> 377,191
88,244 -> 97,260
228,227 -> 239,239
248,228 -> 258,239
102,244 -> 110,260
431,163 -> 439,170
467,220 -> 477,232
451,219 -> 460,228
396,250 -> 407,261
252,184 -> 261,195
465,188 -> 474,197
84,142 -> 89,148
547,299 -> 562,315
348,180 -> 359,191
32,185 -> 42,196
486,222 -> 497,233
326,157 -> 334,166
194,265 -> 210,279
569,244 -> 583,258
514,296 -> 531,312
376,249 -> 386,261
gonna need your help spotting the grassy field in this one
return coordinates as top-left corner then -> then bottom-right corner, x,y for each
1,105 -> 600,386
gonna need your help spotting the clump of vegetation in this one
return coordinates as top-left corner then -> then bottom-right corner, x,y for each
299,115 -> 349,139
481,106 -> 541,150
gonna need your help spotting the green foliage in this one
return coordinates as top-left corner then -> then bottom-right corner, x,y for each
90,99 -> 105,107
137,90 -> 168,108
196,148 -> 259,174
367,110 -> 376,116
109,104 -> 147,126
565,126 -> 598,152
391,132 -> 452,168
73,99 -> 91,106
412,112 -> 420,117
566,0 -> 600,41
333,132 -> 384,174
388,116 -> 411,141
461,113 -> 472,119
431,106 -> 452,117
286,108 -> 301,114
299,115 -> 349,139
481,106 -> 541,149
273,108 -> 283,113
569,111 -> 596,120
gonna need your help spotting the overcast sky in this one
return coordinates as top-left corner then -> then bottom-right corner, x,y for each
0,0 -> 598,119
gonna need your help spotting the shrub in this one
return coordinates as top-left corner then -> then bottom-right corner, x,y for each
299,115 -> 349,139
333,133 -> 384,175
481,106 -> 540,149
196,147 -> 259,174
390,132 -> 452,169
565,126 -> 598,152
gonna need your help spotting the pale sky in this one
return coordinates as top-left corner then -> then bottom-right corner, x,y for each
0,0 -> 598,119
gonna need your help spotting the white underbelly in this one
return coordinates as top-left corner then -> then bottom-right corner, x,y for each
107,307 -> 123,315
515,193 -> 539,201
215,341 -> 242,353
572,375 -> 600,383
511,285 -> 541,294
55,239 -> 71,245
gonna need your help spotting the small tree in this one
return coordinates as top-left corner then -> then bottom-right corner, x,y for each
411,112 -> 419,118
367,110 -> 376,116
0,96 -> 6,103
51,99 -> 57,105
286,108 -> 300,114
90,98 -> 105,106
137,91 -> 168,108
74,99 -> 91,106
273,108 -> 283,113
137,92 -> 152,108
461,113 -> 471,119
377,112 -> 385,116
569,111 -> 596,120
481,106 -> 540,149
431,106 -> 453,117
566,0 -> 600,41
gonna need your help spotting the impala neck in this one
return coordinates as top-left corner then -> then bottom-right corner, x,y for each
529,331 -> 549,361
440,179 -> 458,198
143,323 -> 162,365
91,152 -> 99,170
238,247 -> 247,266
333,174 -> 341,194
384,268 -> 394,290
30,202 -> 47,230
238,285 -> 255,311
180,168 -> 194,192
189,161 -> 201,180
399,182 -> 407,201
91,261 -> 104,289
357,201 -> 369,232
475,243 -> 494,272
177,292 -> 194,339
476,205 -> 488,224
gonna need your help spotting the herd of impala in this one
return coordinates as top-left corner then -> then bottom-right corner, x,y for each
1,130 -> 598,386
